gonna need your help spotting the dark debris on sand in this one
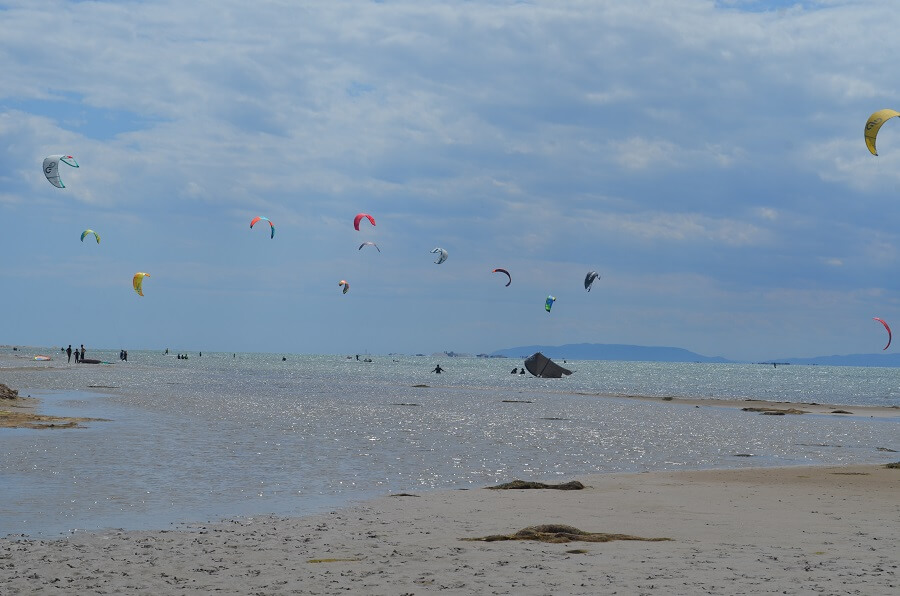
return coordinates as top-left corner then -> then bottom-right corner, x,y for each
487,480 -> 585,491
742,406 -> 808,415
461,524 -> 672,543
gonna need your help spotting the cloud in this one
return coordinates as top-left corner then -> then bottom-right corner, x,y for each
2,0 -> 900,358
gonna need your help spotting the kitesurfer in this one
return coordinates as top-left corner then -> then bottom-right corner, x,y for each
432,364 -> 444,374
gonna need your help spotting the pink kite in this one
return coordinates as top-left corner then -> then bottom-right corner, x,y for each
353,213 -> 375,231
873,317 -> 892,351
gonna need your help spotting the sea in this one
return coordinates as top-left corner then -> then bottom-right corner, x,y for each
1,347 -> 898,538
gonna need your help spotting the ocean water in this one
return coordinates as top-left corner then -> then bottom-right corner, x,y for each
1,348 -> 898,538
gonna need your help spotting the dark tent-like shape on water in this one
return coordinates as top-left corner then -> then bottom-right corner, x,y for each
524,352 -> 573,378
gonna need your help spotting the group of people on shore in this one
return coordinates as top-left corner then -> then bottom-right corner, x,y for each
65,344 -> 85,363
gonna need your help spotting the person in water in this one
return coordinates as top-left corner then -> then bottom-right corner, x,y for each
432,364 -> 443,373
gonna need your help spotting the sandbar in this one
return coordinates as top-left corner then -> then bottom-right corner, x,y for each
576,391 -> 900,418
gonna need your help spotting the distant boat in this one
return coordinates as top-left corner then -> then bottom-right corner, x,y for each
524,352 -> 573,378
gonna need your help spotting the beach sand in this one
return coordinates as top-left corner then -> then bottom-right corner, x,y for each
2,464 -> 897,595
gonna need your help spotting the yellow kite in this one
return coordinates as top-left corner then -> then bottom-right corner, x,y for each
133,272 -> 150,296
864,109 -> 900,156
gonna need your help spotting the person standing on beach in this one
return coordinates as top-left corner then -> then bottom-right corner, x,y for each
80,345 -> 85,361
73,348 -> 79,363
66,345 -> 72,363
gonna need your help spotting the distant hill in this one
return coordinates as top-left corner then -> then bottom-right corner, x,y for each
489,343 -> 732,363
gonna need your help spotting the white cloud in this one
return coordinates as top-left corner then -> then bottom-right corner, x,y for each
598,211 -> 771,246
2,0 -> 900,358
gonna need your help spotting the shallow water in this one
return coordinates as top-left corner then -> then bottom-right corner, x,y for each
1,349 -> 898,537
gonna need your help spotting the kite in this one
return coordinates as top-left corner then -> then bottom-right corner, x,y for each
80,229 -> 100,244
133,272 -> 150,297
873,317 -> 892,350
250,216 -> 275,238
431,247 -> 448,264
354,213 -> 376,231
358,241 -> 381,252
524,352 -> 572,378
864,109 -> 900,156
43,155 -> 79,188
545,295 -> 556,312
492,268 -> 511,286
584,271 -> 600,291
339,280 -> 350,294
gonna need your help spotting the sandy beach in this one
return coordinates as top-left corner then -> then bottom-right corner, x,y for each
2,463 -> 897,595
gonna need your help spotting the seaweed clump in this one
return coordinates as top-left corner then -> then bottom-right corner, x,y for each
461,524 -> 671,543
487,480 -> 585,491
885,461 -> 900,469
742,407 -> 808,415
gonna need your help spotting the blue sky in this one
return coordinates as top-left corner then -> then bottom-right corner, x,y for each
2,0 -> 899,361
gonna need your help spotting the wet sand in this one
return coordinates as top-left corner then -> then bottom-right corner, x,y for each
0,391 -> 107,429
2,464 -> 897,594
599,393 -> 900,418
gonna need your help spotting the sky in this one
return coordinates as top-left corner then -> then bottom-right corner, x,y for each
2,0 -> 900,361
